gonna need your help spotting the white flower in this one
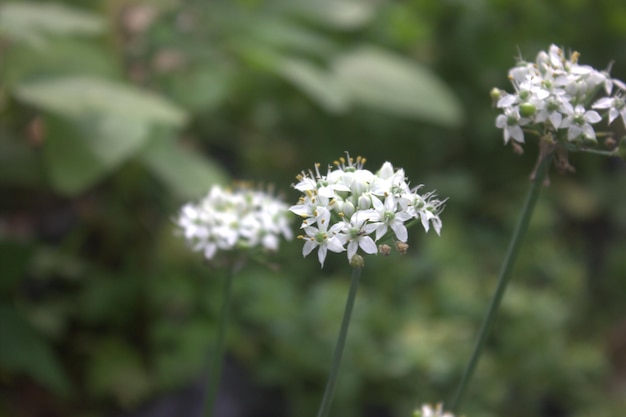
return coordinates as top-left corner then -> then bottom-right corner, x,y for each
494,44 -> 624,152
495,107 -> 529,144
593,95 -> 626,128
336,210 -> 380,261
370,195 -> 412,241
300,207 -> 345,267
534,95 -> 573,129
560,104 -> 602,141
175,184 -> 292,260
290,154 -> 445,267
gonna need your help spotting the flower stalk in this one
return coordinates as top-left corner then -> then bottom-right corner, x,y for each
203,261 -> 240,417
450,155 -> 551,412
316,264 -> 363,417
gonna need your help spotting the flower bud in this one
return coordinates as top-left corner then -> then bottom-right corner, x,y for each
350,254 -> 365,269
395,241 -> 409,254
358,195 -> 371,210
379,244 -> 392,256
519,102 -> 536,117
490,87 -> 502,101
341,201 -> 355,218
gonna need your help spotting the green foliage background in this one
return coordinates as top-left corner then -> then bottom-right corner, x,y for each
1,1 -> 626,416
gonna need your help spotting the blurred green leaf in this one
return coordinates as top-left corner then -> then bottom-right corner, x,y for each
0,303 -> 72,396
41,115 -> 148,195
1,38 -> 120,88
0,133 -> 42,187
333,46 -> 464,125
13,76 -> 187,126
86,338 -> 151,407
241,17 -> 336,56
281,0 -> 377,30
0,2 -> 104,46
139,133 -> 229,199
276,57 -> 349,113
164,66 -> 233,112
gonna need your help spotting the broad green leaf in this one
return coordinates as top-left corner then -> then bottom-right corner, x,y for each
14,76 -> 187,126
139,134 -> 229,200
0,2 -> 104,46
333,46 -> 463,126
164,66 -> 233,112
276,58 -> 349,113
42,115 -> 147,195
240,17 -> 336,56
279,0 -> 376,30
1,38 -> 120,89
0,303 -> 72,396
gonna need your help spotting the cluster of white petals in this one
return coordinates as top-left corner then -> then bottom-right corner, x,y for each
176,184 -> 292,260
290,154 -> 445,267
494,44 -> 625,146
413,403 -> 456,417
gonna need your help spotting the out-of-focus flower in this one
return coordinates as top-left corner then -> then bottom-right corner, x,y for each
176,184 -> 292,260
493,44 -> 625,154
290,153 -> 445,267
412,403 -> 456,417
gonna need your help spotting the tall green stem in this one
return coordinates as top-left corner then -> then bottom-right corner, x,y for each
316,266 -> 363,417
450,157 -> 550,412
204,263 -> 238,417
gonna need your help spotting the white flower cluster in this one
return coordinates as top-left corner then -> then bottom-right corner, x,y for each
176,184 -> 293,260
290,154 -> 444,267
413,403 -> 456,417
494,44 -> 626,146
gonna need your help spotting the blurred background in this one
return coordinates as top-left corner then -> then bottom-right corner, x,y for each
1,1 -> 626,417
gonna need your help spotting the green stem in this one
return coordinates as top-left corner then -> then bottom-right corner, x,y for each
316,266 -> 363,417
204,262 -> 239,417
450,157 -> 550,413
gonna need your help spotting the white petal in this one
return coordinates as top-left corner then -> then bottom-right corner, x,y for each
391,222 -> 408,242
592,97 -> 613,109
549,111 -> 562,129
584,110 -> 602,123
303,240 -> 317,257
375,224 -> 388,241
347,241 -> 358,260
509,125 -> 525,143
582,124 -> 596,140
359,236 -> 378,254
317,245 -> 328,267
326,237 -> 346,253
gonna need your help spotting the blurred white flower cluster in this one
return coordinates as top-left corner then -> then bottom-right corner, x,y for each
176,184 -> 292,260
413,403 -> 456,417
290,154 -> 444,267
493,44 -> 625,147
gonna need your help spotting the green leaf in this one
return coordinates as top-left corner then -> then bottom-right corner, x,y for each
0,2 -> 104,46
41,115 -> 148,195
0,303 -> 72,396
241,17 -> 336,56
333,46 -> 464,126
139,133 -> 229,199
13,76 -> 187,126
1,38 -> 120,89
280,0 -> 377,30
164,67 -> 233,112
86,338 -> 151,407
276,57 -> 349,113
